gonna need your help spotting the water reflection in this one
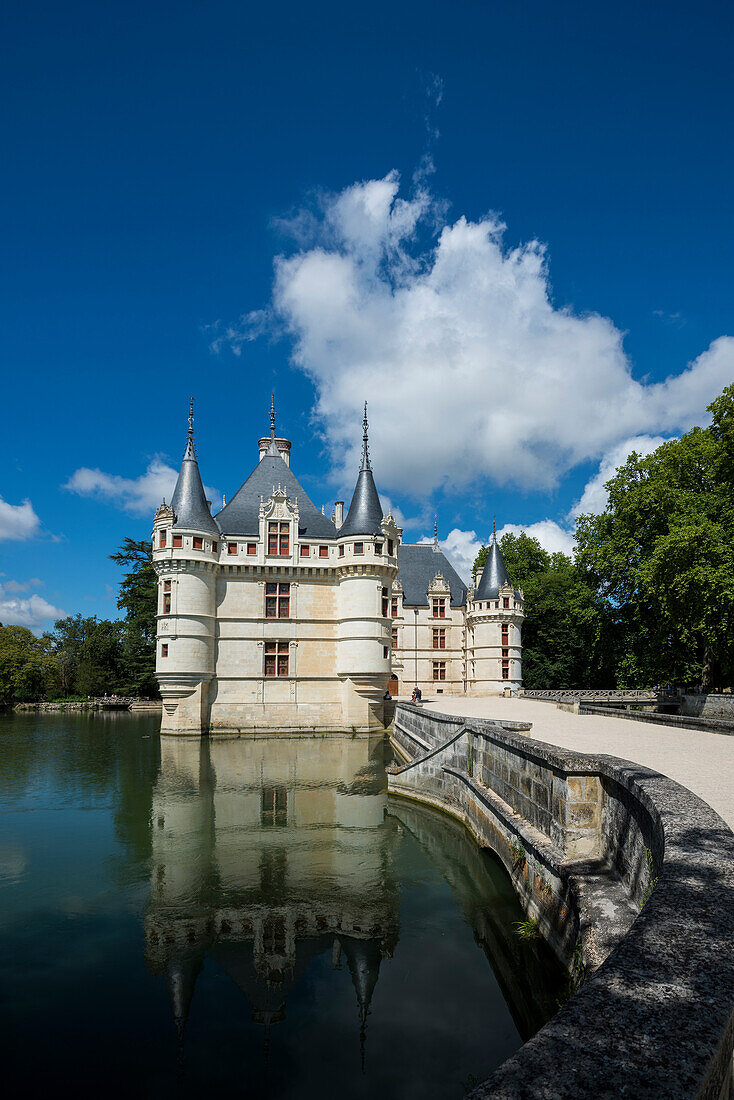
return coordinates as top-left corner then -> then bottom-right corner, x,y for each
146,736 -> 399,1062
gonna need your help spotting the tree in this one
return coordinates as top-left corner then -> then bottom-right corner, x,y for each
575,386 -> 734,688
110,538 -> 158,698
0,625 -> 58,707
51,614 -> 124,697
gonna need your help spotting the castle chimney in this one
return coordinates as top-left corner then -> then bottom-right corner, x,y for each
334,501 -> 344,528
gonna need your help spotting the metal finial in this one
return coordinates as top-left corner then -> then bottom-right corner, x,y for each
270,393 -> 276,436
493,515 -> 496,538
361,402 -> 370,470
185,398 -> 196,458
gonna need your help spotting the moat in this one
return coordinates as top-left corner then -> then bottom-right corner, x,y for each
0,713 -> 564,1097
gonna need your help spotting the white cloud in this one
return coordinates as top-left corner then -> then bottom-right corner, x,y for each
0,496 -> 41,541
64,458 -> 221,517
570,434 -> 670,517
0,580 -> 64,631
219,171 -> 734,498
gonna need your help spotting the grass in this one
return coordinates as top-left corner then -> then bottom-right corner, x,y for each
513,918 -> 540,940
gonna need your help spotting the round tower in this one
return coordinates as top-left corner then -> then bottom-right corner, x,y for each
336,406 -> 398,729
152,401 -> 220,734
467,525 -> 524,695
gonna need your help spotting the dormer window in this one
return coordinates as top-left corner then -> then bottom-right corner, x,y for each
503,597 -> 510,609
387,539 -> 394,555
432,597 -> 446,618
268,522 -> 289,556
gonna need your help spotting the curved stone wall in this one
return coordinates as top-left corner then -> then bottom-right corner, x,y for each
388,703 -> 734,1099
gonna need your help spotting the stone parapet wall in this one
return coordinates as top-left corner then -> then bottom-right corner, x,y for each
581,702 -> 734,736
389,703 -> 734,1099
680,692 -> 734,719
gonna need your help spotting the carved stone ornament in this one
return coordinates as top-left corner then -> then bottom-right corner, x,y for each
260,485 -> 299,522
428,571 -> 451,595
154,501 -> 175,524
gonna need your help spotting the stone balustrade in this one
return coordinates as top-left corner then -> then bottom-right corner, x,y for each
388,703 -> 734,1098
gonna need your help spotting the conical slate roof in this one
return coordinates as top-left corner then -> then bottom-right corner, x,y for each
475,531 -> 511,599
215,449 -> 336,539
339,406 -> 384,538
170,408 -> 219,536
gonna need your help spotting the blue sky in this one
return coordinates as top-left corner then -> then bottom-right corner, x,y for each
2,0 -> 733,628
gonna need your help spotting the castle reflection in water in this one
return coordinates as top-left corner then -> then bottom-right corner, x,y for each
145,735 -> 398,1057
144,733 -> 561,1064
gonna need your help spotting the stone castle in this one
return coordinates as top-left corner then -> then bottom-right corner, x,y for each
152,402 -> 523,734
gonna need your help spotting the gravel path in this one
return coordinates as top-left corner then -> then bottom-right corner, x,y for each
422,695 -> 734,829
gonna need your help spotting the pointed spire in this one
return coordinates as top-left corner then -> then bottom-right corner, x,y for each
433,514 -> 439,551
361,402 -> 371,471
475,518 -> 511,599
270,393 -> 276,436
339,405 -> 384,537
169,400 -> 219,535
184,397 -> 196,459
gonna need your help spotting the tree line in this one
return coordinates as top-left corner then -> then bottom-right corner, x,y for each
472,384 -> 734,690
0,539 -> 157,707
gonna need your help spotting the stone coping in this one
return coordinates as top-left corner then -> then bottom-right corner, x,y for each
581,702 -> 734,737
392,703 -> 734,1099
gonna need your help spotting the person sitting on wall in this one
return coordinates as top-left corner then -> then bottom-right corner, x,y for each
411,687 -> 422,703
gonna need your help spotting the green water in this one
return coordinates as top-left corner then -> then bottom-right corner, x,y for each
0,712 -> 563,1098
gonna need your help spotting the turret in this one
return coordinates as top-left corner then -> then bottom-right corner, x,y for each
467,523 -> 524,694
336,405 -> 398,729
152,400 -> 219,733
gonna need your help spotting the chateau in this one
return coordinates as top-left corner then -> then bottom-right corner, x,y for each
152,403 -> 523,735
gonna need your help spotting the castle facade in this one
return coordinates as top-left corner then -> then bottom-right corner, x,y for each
152,405 -> 523,735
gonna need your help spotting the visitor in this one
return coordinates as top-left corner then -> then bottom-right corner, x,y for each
411,687 -> 422,704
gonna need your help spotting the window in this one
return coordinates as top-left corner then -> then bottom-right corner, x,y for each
247,543 -> 256,555
265,582 -> 290,619
375,542 -> 382,555
159,530 -> 167,548
495,601 -> 499,609
433,628 -> 446,650
163,579 -> 171,615
502,626 -> 509,642
173,535 -> 183,548
261,786 -> 287,827
268,521 -> 289,556
264,641 -> 289,677
503,597 -> 510,609
381,587 -> 389,617
339,544 -> 345,557
193,536 -> 203,550
502,647 -> 509,658
432,597 -> 446,618
228,542 -> 238,555
212,541 -> 218,553
432,661 -> 446,681
300,544 -> 310,557
502,660 -> 509,680
319,545 -> 328,558
387,539 -> 394,555
383,646 -> 388,658
161,643 -> 168,658
354,541 -> 364,554
392,626 -> 398,648
391,597 -> 398,618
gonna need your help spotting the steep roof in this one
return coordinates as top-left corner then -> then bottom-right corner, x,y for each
475,534 -> 511,599
170,424 -> 220,536
339,404 -> 385,537
215,450 -> 336,539
397,544 -> 468,608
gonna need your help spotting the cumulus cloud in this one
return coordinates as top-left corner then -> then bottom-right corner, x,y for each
569,434 -> 670,517
64,459 -> 221,517
0,579 -> 64,630
0,496 -> 41,541
219,171 -> 734,499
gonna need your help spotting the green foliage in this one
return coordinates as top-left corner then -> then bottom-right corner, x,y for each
0,626 -> 58,707
473,384 -> 734,689
51,614 -> 124,698
110,538 -> 158,697
513,918 -> 540,940
509,837 -> 526,867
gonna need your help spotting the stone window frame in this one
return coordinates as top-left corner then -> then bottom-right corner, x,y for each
432,627 -> 446,650
268,521 -> 290,556
264,640 -> 290,677
172,534 -> 183,549
265,582 -> 290,619
432,660 -> 446,681
192,536 -> 203,550
432,597 -> 446,619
